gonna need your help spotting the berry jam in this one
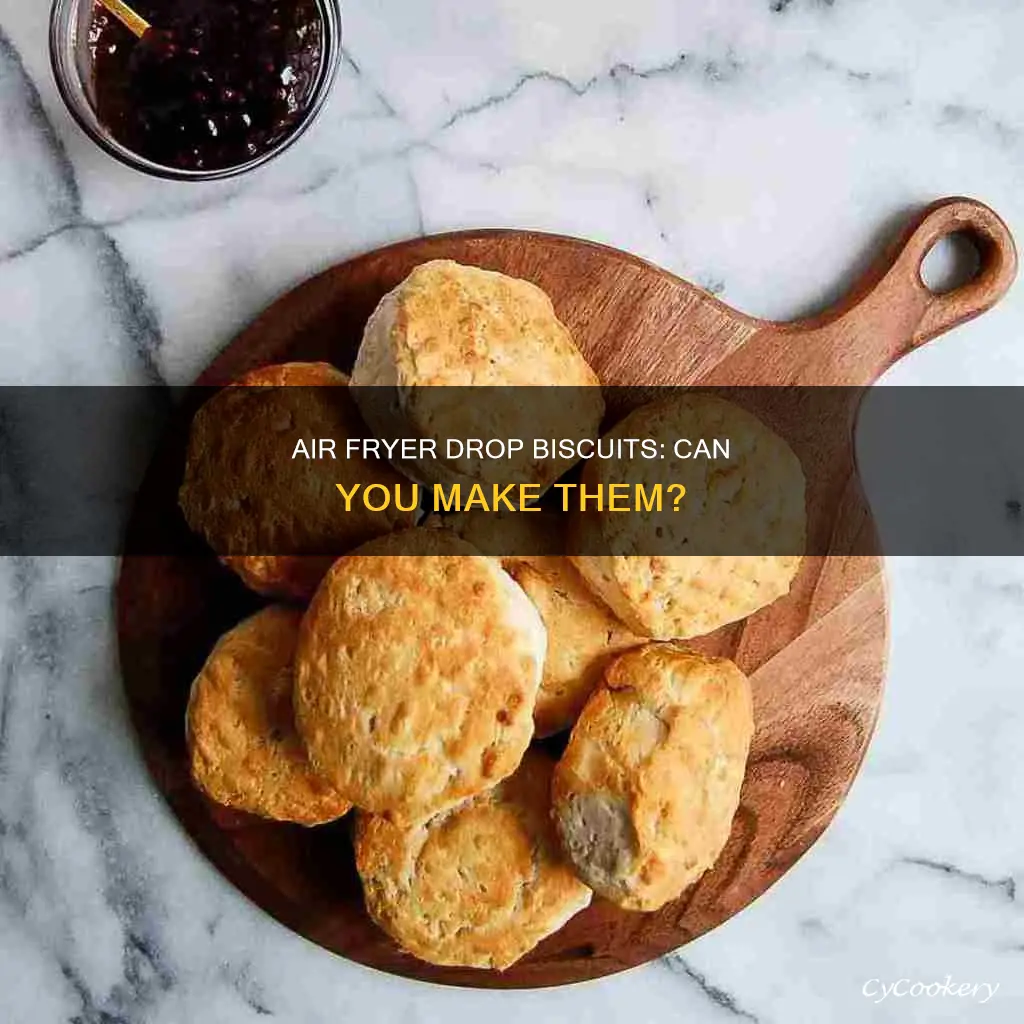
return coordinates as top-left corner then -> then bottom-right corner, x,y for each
89,0 -> 324,172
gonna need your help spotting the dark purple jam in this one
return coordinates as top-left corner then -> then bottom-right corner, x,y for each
89,0 -> 324,172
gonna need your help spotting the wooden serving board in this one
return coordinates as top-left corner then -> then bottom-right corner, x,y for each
117,197 -> 1016,988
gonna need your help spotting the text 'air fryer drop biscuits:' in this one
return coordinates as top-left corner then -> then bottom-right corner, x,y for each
186,605 -> 351,826
293,529 -> 547,822
552,644 -> 753,912
355,752 -> 592,969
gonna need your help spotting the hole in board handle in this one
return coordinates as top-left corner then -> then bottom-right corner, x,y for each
920,230 -> 983,295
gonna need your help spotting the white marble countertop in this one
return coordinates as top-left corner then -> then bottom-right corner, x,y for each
2,0 -> 1023,1020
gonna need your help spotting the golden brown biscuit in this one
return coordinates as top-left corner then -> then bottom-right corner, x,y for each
179,362 -> 418,601
507,557 -> 644,737
426,509 -> 645,736
219,554 -> 338,602
355,751 -> 592,969
350,260 -> 604,490
233,363 -> 348,388
552,644 -> 753,912
186,605 -> 350,825
571,394 -> 805,639
294,529 -> 547,821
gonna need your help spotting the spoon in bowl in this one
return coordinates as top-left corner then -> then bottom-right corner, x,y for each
96,0 -> 151,39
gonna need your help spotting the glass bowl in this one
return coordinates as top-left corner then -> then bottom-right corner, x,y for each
49,0 -> 342,181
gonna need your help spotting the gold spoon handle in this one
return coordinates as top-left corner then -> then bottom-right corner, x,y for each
96,0 -> 151,39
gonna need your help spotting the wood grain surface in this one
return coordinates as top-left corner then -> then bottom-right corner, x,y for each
117,196 -> 1016,988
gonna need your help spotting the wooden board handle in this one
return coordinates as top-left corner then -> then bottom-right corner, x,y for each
895,197 -> 1017,346
765,197 -> 1019,386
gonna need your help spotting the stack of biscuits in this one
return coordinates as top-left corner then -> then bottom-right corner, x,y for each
181,259 -> 806,970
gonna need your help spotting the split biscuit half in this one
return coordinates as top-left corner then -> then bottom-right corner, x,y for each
552,644 -> 753,911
